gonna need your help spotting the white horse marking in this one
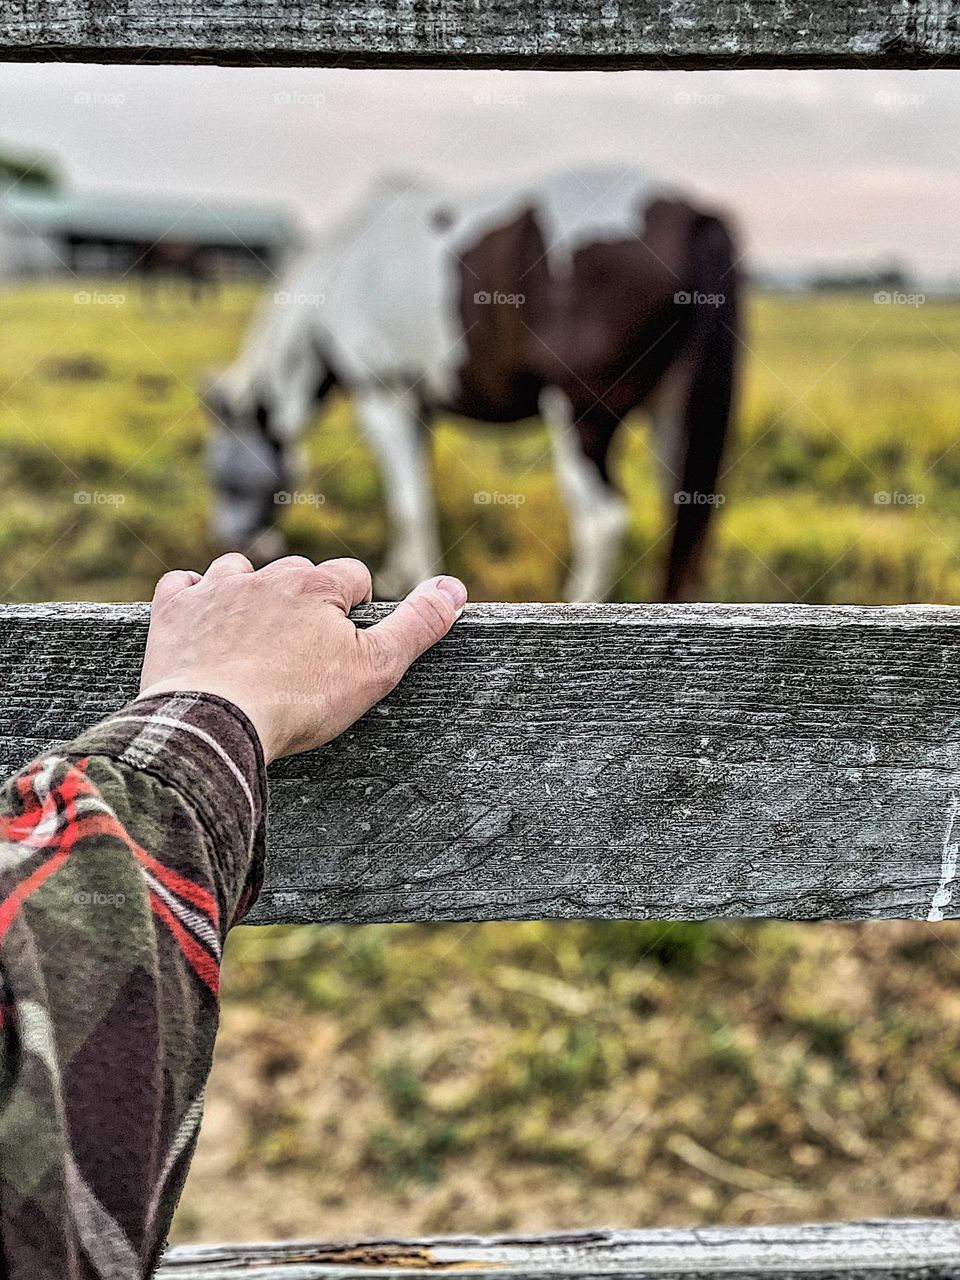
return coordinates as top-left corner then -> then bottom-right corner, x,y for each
540,388 -> 630,604
648,356 -> 692,504
355,388 -> 443,598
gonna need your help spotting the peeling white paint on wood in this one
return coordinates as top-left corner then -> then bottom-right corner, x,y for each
158,1219 -> 960,1277
928,794 -> 960,921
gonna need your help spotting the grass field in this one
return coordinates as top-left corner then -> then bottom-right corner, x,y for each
3,279 -> 960,1240
5,281 -> 960,605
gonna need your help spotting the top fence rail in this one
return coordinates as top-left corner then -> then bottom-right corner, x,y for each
4,601 -> 960,926
2,0 -> 960,69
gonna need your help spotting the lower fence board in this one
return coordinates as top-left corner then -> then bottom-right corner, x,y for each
157,1222 -> 960,1278
3,602 -> 960,924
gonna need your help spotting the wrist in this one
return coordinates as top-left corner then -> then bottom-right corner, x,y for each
137,678 -> 277,763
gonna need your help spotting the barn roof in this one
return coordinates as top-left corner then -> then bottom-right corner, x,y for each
0,188 -> 298,248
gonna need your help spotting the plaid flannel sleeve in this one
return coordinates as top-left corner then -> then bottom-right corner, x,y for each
0,691 -> 267,1280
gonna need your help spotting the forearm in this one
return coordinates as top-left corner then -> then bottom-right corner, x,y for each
0,691 -> 266,1279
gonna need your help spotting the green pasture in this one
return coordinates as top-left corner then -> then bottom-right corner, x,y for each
2,282 -> 960,605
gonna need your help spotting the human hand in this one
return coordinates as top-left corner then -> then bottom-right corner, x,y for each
138,554 -> 467,763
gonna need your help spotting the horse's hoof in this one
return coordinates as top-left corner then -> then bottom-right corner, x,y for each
563,578 -> 604,604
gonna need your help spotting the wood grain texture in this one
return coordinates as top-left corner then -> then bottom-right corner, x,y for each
3,0 -> 960,68
158,1221 -> 960,1278
4,602 -> 960,925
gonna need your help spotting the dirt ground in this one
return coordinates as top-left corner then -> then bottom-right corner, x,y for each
172,919 -> 960,1242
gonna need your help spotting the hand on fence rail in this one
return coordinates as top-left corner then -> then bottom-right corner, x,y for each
139,552 -> 468,761
0,555 -> 465,1280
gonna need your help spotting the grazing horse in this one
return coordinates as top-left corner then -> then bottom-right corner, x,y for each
204,166 -> 739,601
139,240 -> 216,305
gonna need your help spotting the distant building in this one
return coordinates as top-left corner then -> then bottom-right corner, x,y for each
0,187 -> 300,281
750,261 -> 917,295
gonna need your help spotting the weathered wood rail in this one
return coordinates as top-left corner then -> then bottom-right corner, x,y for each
5,602 -> 960,925
2,0 -> 960,68
156,1221 -> 960,1278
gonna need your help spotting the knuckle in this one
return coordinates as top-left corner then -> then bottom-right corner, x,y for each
345,557 -> 372,583
211,552 -> 254,574
313,558 -> 372,601
152,570 -> 189,603
272,556 -> 315,572
299,567 -> 342,599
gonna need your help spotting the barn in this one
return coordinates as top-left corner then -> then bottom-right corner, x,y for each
0,187 -> 300,280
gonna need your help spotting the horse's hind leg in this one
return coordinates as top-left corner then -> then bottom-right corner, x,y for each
540,388 -> 629,603
649,353 -> 700,590
658,216 -> 739,603
355,388 -> 442,599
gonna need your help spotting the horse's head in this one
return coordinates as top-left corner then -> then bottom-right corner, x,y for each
201,370 -> 290,565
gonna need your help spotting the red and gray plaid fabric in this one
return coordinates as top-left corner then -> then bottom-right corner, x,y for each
0,692 -> 266,1278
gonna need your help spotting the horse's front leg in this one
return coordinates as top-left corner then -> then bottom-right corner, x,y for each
540,388 -> 629,603
355,388 -> 443,599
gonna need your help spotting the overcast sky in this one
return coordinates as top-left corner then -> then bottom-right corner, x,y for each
3,63 -> 960,279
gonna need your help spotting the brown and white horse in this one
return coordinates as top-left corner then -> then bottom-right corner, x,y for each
204,166 -> 739,601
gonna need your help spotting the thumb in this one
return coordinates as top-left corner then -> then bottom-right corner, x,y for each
363,575 -> 467,681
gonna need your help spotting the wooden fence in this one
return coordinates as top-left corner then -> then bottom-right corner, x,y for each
4,2 -> 960,1271
3,0 -> 960,68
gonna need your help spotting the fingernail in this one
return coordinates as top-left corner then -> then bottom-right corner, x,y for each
435,576 -> 468,618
